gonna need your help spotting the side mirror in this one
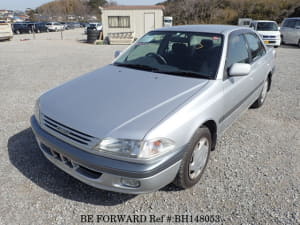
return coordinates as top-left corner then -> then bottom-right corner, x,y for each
229,63 -> 251,76
114,50 -> 122,58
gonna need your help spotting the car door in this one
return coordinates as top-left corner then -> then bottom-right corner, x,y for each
219,31 -> 254,132
291,19 -> 300,44
286,20 -> 296,43
243,32 -> 268,90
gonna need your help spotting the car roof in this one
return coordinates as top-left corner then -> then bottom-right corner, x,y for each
284,17 -> 300,20
155,24 -> 249,35
252,20 -> 277,23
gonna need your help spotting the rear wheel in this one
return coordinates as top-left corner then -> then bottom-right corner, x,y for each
251,78 -> 269,108
173,126 -> 211,189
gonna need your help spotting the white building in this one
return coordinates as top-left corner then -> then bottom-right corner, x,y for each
101,5 -> 164,44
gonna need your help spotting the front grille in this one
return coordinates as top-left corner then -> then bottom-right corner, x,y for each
263,35 -> 276,39
41,114 -> 100,150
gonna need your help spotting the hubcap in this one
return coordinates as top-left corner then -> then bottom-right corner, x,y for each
261,79 -> 268,103
188,137 -> 209,179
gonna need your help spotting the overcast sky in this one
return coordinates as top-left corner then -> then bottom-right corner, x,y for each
1,0 -> 163,11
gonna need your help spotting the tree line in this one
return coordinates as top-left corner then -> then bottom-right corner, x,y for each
32,0 -> 300,23
34,0 -> 116,21
161,0 -> 300,25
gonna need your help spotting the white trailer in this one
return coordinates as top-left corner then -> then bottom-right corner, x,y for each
101,5 -> 164,44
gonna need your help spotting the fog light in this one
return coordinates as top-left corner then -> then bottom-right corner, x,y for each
120,178 -> 141,188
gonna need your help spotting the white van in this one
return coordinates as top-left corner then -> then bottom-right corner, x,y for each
0,21 -> 13,41
250,20 -> 281,47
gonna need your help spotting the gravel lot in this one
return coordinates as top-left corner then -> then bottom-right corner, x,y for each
0,29 -> 299,225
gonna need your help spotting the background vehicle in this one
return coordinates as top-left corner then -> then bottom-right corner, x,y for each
238,18 -> 252,27
45,22 -> 64,32
34,22 -> 50,33
0,21 -> 13,41
163,16 -> 173,27
59,22 -> 69,30
31,25 -> 275,194
72,22 -> 81,28
12,23 -> 32,34
250,20 -> 281,47
85,22 -> 102,34
280,17 -> 300,47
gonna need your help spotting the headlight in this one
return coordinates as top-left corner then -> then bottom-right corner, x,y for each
34,99 -> 41,124
94,137 -> 175,160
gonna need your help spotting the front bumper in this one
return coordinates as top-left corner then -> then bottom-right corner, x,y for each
30,116 -> 182,194
263,39 -> 281,47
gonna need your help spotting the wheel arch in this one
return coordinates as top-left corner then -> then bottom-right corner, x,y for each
202,120 -> 217,151
267,71 -> 273,91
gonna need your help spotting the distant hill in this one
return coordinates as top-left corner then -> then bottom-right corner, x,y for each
34,0 -> 115,21
160,0 -> 300,25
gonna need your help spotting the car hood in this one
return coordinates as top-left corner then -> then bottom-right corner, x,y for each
40,65 -> 208,140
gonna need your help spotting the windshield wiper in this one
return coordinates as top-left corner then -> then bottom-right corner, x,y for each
160,71 -> 212,79
114,63 -> 159,72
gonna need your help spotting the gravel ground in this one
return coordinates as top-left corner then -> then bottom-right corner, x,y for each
0,29 -> 299,225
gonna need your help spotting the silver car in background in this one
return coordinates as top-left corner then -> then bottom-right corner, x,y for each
31,25 -> 276,194
280,17 -> 300,47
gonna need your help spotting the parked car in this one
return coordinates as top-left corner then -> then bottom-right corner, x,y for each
85,22 -> 102,34
31,25 -> 276,194
250,20 -> 281,47
34,22 -> 50,33
45,22 -> 64,32
72,22 -> 81,28
59,22 -> 69,30
12,23 -> 32,34
80,22 -> 89,28
280,17 -> 300,47
0,21 -> 13,40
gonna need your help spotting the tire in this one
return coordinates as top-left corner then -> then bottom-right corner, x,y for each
37,29 -> 41,33
298,40 -> 300,48
103,36 -> 110,45
16,30 -> 20,35
281,36 -> 285,45
251,78 -> 269,108
173,126 -> 211,189
28,30 -> 32,34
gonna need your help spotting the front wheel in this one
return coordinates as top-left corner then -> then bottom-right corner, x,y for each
173,126 -> 211,189
251,78 -> 269,108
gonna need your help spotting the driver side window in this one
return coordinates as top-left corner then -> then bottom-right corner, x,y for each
226,34 -> 250,73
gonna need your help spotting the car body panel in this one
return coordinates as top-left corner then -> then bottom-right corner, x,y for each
280,17 -> 300,45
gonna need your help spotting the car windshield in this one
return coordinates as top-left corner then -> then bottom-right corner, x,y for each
257,22 -> 278,31
114,31 -> 224,79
